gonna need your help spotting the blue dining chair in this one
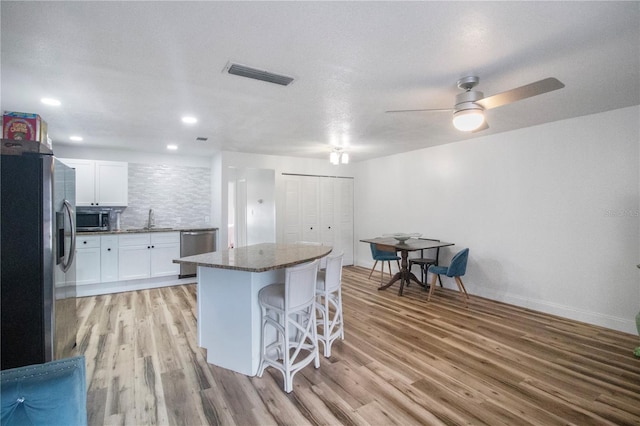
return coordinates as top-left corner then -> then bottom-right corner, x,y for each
368,243 -> 401,284
427,248 -> 469,306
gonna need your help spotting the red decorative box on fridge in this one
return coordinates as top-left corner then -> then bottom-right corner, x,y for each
2,111 -> 47,143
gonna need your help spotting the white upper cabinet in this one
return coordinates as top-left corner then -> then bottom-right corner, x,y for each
59,159 -> 128,207
95,161 -> 128,206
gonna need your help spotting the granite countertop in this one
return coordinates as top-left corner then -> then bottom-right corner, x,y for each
77,227 -> 218,236
173,243 -> 332,272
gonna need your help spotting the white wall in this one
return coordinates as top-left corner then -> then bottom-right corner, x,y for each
355,106 -> 640,334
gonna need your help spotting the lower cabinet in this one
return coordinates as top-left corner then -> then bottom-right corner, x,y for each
75,232 -> 180,287
76,236 -> 101,285
100,235 -> 119,282
118,232 -> 180,281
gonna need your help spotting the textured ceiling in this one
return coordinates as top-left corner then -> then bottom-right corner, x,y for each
1,1 -> 639,162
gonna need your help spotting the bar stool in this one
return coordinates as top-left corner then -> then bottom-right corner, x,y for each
315,251 -> 344,358
257,260 -> 320,393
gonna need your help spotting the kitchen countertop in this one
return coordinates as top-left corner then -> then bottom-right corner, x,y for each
77,227 -> 218,236
173,243 -> 332,272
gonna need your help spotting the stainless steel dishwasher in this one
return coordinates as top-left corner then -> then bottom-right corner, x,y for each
180,230 -> 216,278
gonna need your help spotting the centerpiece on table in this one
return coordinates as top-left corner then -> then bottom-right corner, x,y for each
385,233 -> 422,243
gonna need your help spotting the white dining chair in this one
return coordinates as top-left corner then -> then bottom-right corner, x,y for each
315,251 -> 344,358
257,260 -> 320,393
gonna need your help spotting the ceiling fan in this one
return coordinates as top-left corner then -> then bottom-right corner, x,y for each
386,76 -> 565,132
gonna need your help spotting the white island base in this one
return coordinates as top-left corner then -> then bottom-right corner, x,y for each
197,265 -> 284,376
178,243 -> 332,376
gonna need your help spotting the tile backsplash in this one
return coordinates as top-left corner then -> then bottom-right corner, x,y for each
119,163 -> 211,229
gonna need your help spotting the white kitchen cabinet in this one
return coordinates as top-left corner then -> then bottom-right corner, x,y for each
282,175 -> 354,265
75,235 -> 101,285
59,158 -> 128,206
150,232 -> 181,277
118,233 -> 152,280
100,235 -> 119,282
118,232 -> 179,280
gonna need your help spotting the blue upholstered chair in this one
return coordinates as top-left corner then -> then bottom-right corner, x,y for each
427,248 -> 470,306
368,243 -> 401,284
1,355 -> 87,426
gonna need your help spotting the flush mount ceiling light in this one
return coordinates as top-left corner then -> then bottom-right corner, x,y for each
181,116 -> 197,124
41,97 -> 61,106
330,147 -> 349,165
167,144 -> 178,150
224,62 -> 294,86
69,135 -> 83,142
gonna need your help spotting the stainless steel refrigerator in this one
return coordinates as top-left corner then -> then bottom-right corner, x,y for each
1,150 -> 77,370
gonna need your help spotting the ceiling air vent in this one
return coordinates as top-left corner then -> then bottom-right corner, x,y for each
195,137 -> 208,141
226,63 -> 294,86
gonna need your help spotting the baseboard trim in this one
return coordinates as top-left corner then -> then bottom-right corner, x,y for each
477,289 -> 637,335
75,275 -> 195,297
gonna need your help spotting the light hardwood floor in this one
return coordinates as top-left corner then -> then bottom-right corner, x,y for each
77,266 -> 640,425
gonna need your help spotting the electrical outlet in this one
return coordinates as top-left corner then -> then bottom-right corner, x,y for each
204,215 -> 210,223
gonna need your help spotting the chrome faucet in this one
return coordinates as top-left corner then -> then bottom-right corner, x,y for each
147,209 -> 155,229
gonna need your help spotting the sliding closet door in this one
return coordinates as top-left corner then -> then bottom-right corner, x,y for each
281,174 -> 354,265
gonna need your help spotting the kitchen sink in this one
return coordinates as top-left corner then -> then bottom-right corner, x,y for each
125,227 -> 174,232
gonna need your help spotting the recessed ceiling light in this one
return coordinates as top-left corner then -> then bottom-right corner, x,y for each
167,144 -> 178,150
181,116 -> 197,124
69,136 -> 83,142
41,98 -> 61,106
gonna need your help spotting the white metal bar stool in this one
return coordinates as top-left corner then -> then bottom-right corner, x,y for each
257,259 -> 320,393
315,251 -> 344,358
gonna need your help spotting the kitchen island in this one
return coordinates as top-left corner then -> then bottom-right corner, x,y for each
173,243 -> 331,376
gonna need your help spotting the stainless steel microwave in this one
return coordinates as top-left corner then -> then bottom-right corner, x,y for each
76,210 -> 110,232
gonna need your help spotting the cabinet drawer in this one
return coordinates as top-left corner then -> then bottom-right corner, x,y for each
77,235 -> 101,248
101,235 -> 118,248
151,232 -> 179,244
119,233 -> 151,246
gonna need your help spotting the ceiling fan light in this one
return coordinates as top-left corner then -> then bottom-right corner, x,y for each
341,152 -> 349,164
330,151 -> 340,165
453,109 -> 485,132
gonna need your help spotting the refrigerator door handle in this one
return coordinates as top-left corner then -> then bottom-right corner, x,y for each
61,199 -> 76,272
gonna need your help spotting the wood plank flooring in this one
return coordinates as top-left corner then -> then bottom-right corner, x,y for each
77,266 -> 640,425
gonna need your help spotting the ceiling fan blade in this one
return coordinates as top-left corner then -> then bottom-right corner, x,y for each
385,108 -> 453,113
472,121 -> 490,133
476,77 -> 565,110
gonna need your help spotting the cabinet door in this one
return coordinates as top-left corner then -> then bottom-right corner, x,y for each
100,236 -> 119,282
96,161 -> 128,206
75,235 -> 101,285
150,232 -> 180,277
150,243 -> 180,277
60,159 -> 95,206
118,245 -> 151,280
